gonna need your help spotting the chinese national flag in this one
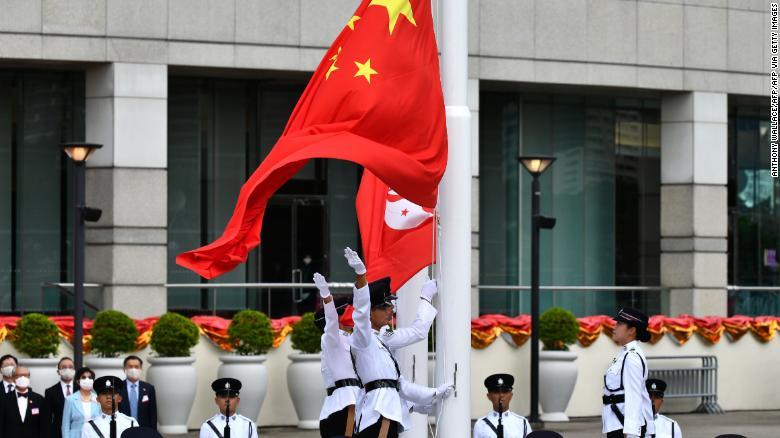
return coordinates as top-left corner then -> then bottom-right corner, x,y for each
358,170 -> 435,292
176,0 -> 447,279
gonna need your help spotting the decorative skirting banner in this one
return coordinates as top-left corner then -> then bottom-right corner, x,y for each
470,314 -> 780,349
0,314 -> 778,353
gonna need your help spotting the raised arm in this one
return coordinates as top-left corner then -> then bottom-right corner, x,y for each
314,272 -> 342,351
344,247 -> 372,349
384,279 -> 438,350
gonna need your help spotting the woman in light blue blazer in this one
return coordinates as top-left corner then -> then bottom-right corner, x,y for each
61,367 -> 100,438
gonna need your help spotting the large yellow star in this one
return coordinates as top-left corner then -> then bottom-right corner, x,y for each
346,15 -> 361,30
369,0 -> 416,34
354,59 -> 378,84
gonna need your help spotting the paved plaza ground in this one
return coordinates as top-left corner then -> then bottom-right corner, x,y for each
166,410 -> 779,437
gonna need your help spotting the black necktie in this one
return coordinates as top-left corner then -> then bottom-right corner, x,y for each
17,392 -> 27,398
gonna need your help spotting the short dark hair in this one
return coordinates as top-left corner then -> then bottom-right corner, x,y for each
0,354 -> 18,366
57,357 -> 74,369
123,355 -> 143,368
75,367 -> 95,382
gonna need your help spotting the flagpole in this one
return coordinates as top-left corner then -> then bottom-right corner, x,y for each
436,0 -> 471,435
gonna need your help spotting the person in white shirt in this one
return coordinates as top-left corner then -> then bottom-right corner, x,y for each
602,308 -> 655,438
647,378 -> 682,438
0,365 -> 50,438
344,247 -> 451,437
199,378 -> 257,438
473,373 -> 532,438
81,376 -> 138,438
0,354 -> 18,398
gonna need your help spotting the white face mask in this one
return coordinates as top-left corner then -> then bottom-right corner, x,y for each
14,376 -> 30,390
124,368 -> 142,381
59,368 -> 76,381
79,378 -> 94,391
0,366 -> 15,378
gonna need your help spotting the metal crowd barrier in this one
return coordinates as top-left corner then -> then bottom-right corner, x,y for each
647,355 -> 723,414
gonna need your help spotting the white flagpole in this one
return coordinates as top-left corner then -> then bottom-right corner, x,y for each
436,0 -> 472,435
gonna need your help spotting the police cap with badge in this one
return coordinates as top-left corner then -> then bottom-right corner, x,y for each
212,378 -> 241,397
369,277 -> 397,308
94,376 -> 124,395
484,373 -> 514,393
613,307 -> 651,342
646,378 -> 667,398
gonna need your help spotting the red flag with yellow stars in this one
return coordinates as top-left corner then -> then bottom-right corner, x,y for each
177,0 -> 448,279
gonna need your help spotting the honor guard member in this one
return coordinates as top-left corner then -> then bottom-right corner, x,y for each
473,374 -> 532,438
345,247 -> 445,437
602,308 -> 655,438
647,379 -> 682,438
314,272 -> 362,438
81,376 -> 138,438
200,378 -> 256,438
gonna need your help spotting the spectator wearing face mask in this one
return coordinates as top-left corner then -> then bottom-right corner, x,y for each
0,354 -> 18,399
118,355 -> 157,430
0,365 -> 50,438
61,367 -> 99,438
45,357 -> 76,438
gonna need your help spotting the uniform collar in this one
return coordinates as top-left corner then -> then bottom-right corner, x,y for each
490,410 -> 509,418
220,414 -> 238,421
622,340 -> 639,351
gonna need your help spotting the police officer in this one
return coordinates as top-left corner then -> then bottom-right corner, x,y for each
199,378 -> 256,438
344,247 -> 450,437
647,379 -> 682,438
472,373 -> 531,438
314,272 -> 361,437
602,308 -> 655,438
81,376 -> 138,438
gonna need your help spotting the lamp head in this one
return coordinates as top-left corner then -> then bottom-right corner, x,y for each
517,155 -> 556,176
61,142 -> 102,163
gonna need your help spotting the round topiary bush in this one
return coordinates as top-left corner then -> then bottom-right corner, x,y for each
539,307 -> 580,351
12,313 -> 60,358
90,310 -> 139,358
150,313 -> 199,357
290,312 -> 322,354
227,310 -> 273,355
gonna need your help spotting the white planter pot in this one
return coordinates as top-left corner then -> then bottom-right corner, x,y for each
19,358 -> 60,392
147,357 -> 197,434
218,355 -> 268,422
84,357 -> 125,379
539,350 -> 578,422
287,353 -> 325,429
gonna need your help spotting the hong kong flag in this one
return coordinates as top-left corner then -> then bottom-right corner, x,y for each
177,0 -> 447,279
358,170 -> 435,292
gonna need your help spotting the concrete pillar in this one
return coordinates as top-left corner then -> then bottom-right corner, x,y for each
660,92 -> 728,316
84,63 -> 168,318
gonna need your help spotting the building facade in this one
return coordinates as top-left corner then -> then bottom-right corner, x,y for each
0,0 -> 775,319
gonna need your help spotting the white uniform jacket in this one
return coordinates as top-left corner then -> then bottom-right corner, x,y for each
351,284 -> 437,432
199,413 -> 256,438
81,412 -> 137,438
653,413 -> 682,438
473,410 -> 532,438
601,340 -> 655,436
319,299 -> 361,420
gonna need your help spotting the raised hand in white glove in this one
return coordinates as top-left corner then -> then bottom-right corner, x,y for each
420,279 -> 438,302
434,383 -> 454,400
313,272 -> 330,298
344,247 -> 367,275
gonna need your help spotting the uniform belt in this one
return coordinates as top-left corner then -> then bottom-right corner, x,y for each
602,394 -> 625,405
327,378 -> 362,396
364,379 -> 399,392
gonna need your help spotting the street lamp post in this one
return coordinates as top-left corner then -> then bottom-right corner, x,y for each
61,142 -> 103,368
517,155 -> 556,426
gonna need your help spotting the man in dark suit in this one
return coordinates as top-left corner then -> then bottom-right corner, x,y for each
44,357 -> 76,438
118,356 -> 157,430
0,365 -> 50,438
0,354 -> 18,400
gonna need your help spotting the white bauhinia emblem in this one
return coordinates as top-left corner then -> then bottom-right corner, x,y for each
497,378 -> 503,385
225,382 -> 231,389
384,189 -> 434,230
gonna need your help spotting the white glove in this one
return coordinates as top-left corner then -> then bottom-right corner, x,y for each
434,383 -> 454,399
344,247 -> 367,275
313,272 -> 330,298
420,279 -> 437,302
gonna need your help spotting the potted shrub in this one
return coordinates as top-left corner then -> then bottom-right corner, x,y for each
218,310 -> 273,423
85,310 -> 139,379
146,313 -> 200,434
14,313 -> 62,390
538,306 -> 581,422
287,312 -> 325,429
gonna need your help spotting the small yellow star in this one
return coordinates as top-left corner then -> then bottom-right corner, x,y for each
346,15 -> 361,30
354,59 -> 378,84
329,46 -> 342,62
369,0 -> 416,34
326,63 -> 339,80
